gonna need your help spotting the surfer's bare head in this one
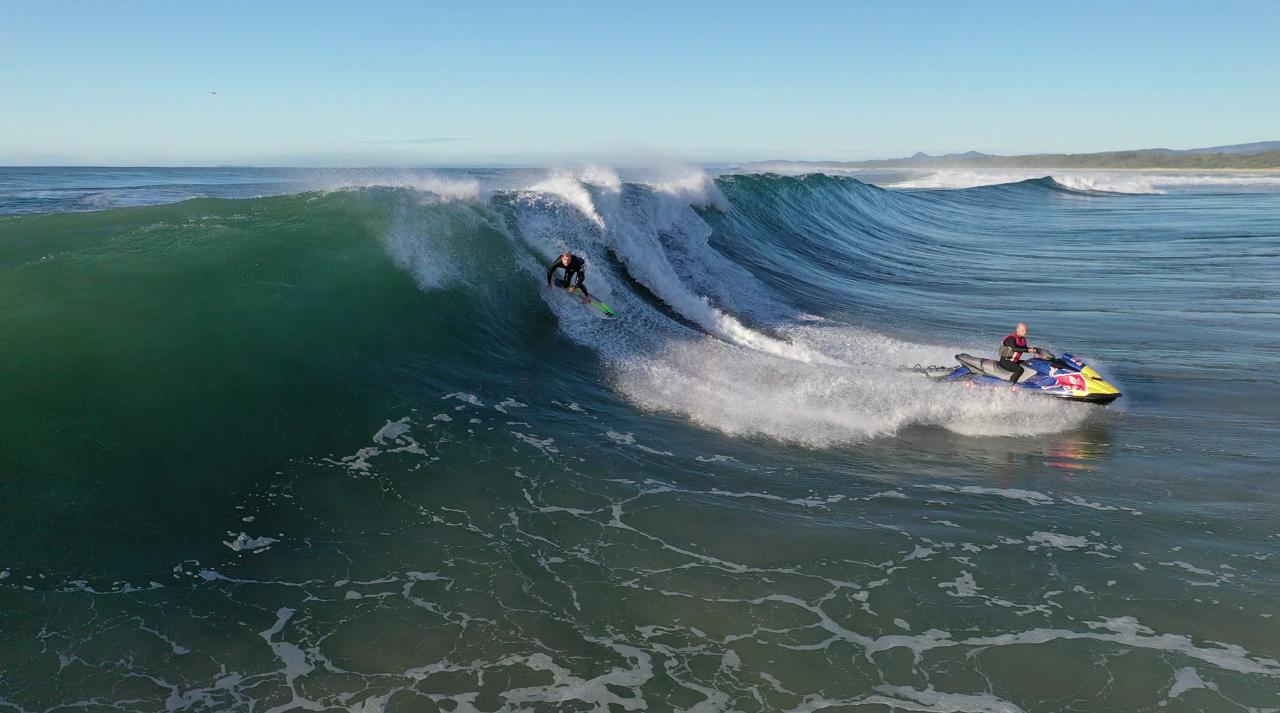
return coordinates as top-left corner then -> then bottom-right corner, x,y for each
560,251 -> 573,265
1015,322 -> 1028,337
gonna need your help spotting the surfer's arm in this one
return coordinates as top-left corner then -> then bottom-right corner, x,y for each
546,262 -> 559,286
1002,335 -> 1034,353
573,269 -> 588,297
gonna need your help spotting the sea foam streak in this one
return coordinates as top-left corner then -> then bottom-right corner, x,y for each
879,169 -> 1280,194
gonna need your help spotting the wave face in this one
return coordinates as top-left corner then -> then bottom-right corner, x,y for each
2,168 -> 1279,711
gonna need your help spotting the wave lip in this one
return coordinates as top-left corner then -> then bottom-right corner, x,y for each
874,168 -> 1280,194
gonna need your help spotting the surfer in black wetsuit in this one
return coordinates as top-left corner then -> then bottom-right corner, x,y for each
546,251 -> 591,301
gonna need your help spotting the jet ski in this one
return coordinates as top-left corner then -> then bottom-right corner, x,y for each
932,349 -> 1121,404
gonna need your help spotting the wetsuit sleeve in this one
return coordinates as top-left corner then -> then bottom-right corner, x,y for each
1002,335 -> 1033,353
574,269 -> 588,298
546,261 -> 559,286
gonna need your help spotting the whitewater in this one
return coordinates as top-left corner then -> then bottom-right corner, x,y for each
1,165 -> 1277,712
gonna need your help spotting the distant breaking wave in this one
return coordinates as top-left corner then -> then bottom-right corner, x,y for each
731,164 -> 1280,194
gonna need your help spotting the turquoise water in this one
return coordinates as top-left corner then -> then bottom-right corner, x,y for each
0,167 -> 1277,711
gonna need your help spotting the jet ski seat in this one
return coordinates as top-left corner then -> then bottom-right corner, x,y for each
955,353 -> 1039,384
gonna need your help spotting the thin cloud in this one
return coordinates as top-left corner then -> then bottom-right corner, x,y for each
357,137 -> 472,145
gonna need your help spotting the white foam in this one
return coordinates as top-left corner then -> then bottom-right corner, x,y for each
613,329 -> 1089,445
1167,667 -> 1217,699
924,485 -> 1054,506
576,165 -> 623,192
650,168 -> 730,212
606,431 -> 674,456
372,417 -> 411,444
970,617 -> 1280,676
318,172 -> 482,201
783,683 -> 1026,713
879,169 -> 1280,194
258,608 -> 320,712
864,685 -> 1026,713
706,488 -> 835,509
325,415 -> 431,473
223,533 -> 279,552
1027,531 -> 1091,551
511,431 -> 559,455
1061,495 -> 1143,515
940,571 -> 982,597
528,169 -> 610,228
494,398 -> 527,414
1158,560 -> 1235,587
442,392 -> 485,407
1161,560 -> 1216,577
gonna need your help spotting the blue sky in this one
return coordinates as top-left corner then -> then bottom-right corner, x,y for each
2,1 -> 1278,166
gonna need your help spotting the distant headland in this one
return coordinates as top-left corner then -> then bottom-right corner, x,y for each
750,141 -> 1280,170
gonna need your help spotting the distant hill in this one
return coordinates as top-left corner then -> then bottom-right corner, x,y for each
1077,141 -> 1280,156
1180,141 -> 1280,155
753,142 -> 1280,170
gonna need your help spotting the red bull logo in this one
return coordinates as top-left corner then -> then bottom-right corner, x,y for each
1054,373 -> 1087,393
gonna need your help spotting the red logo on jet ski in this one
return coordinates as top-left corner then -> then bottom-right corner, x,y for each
1054,373 -> 1087,392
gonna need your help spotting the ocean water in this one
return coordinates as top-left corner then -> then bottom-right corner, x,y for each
0,166 -> 1277,712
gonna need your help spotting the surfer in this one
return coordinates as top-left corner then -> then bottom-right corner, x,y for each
546,250 -> 591,303
997,322 -> 1040,383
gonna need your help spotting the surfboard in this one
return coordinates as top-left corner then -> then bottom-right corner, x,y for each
554,279 -> 618,318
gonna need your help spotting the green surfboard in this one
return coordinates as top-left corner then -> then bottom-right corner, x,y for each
554,278 -> 618,318
590,300 -> 618,318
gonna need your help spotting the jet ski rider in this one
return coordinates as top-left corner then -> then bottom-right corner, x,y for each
998,322 -> 1041,384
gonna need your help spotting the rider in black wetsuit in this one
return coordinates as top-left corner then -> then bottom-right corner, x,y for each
998,322 -> 1039,383
546,251 -> 590,300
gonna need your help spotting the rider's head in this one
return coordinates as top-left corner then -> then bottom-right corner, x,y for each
1015,322 -> 1028,337
560,251 -> 572,266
